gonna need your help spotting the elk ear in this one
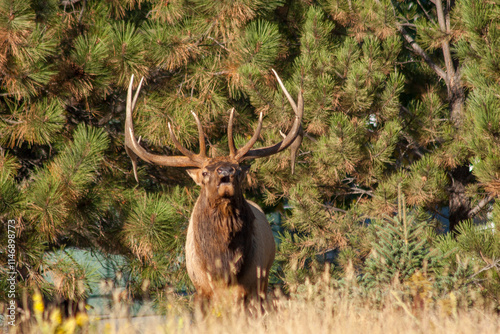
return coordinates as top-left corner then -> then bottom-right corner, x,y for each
186,168 -> 203,186
240,165 -> 250,175
240,165 -> 250,181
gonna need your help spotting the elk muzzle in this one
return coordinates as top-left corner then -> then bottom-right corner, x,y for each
217,165 -> 237,197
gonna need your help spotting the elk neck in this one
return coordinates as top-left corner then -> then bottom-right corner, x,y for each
192,190 -> 255,282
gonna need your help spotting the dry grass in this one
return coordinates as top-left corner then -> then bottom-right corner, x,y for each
87,306 -> 497,334
7,279 -> 500,334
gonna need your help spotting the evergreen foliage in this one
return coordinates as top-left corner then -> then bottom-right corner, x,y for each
362,189 -> 437,287
0,0 -> 499,309
433,220 -> 500,301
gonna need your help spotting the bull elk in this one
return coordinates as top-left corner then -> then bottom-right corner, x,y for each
124,71 -> 303,301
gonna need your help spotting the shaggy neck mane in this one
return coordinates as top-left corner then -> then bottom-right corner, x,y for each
193,192 -> 255,283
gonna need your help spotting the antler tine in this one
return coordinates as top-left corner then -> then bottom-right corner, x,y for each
191,111 -> 207,158
238,70 -> 304,168
289,88 -> 304,174
271,69 -> 298,115
235,112 -> 263,160
131,76 -> 144,113
228,108 -> 237,159
167,122 -> 198,159
124,75 -> 205,181
125,75 -> 145,182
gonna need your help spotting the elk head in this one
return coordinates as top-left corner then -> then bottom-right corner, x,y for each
124,70 -> 303,187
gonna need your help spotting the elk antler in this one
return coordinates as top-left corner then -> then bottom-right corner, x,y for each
125,70 -> 304,181
124,75 -> 207,182
227,108 -> 264,161
231,69 -> 304,171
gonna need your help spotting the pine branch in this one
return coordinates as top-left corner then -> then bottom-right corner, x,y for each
396,24 -> 447,82
78,0 -> 87,24
350,187 -> 374,197
467,194 -> 495,218
1,118 -> 24,125
207,36 -> 229,51
335,187 -> 374,197
61,0 -> 82,7
323,204 -> 347,214
416,0 -> 436,24
435,0 -> 455,86
468,258 -> 500,279
391,0 -> 447,81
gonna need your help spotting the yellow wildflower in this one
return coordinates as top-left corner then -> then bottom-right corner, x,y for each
62,318 -> 77,334
33,291 -> 44,314
76,312 -> 89,326
50,309 -> 62,325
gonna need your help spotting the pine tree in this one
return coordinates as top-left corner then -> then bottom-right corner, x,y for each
434,220 -> 500,301
0,0 -> 299,304
362,189 -> 437,288
388,0 -> 500,231
264,0 -> 500,292
1,0 -> 500,308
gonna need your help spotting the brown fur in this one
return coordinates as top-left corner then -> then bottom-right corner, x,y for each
185,159 -> 276,300
192,193 -> 255,283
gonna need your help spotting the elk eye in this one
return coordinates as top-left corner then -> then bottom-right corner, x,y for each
202,172 -> 208,177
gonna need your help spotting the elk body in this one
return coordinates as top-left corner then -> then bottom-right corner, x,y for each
124,71 -> 303,301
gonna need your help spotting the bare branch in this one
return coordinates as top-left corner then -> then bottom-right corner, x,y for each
416,0 -> 436,24
61,0 -> 81,6
468,194 -> 495,218
445,0 -> 451,32
392,1 -> 447,82
207,36 -> 229,51
323,204 -> 348,214
78,0 -> 87,24
1,118 -> 23,125
435,0 -> 455,85
349,187 -> 374,197
397,25 -> 447,81
435,0 -> 447,31
335,187 -> 374,198
469,258 -> 500,279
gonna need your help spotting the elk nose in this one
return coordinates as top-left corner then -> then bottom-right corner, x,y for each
217,166 -> 235,177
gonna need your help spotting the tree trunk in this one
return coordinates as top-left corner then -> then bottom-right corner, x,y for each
448,166 -> 471,232
447,66 -> 469,232
396,0 -> 477,233
449,75 -> 465,127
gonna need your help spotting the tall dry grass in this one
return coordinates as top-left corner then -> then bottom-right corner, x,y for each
6,276 -> 500,334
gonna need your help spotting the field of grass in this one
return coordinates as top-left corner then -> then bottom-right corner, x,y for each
6,278 -> 500,334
